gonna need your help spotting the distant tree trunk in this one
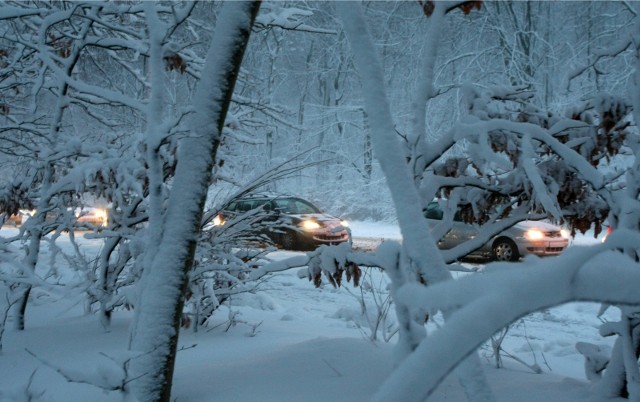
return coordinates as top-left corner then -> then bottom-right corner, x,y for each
15,215 -> 41,330
363,110 -> 373,184
542,1 -> 551,108
14,8 -> 96,330
15,193 -> 48,331
316,57 -> 330,186
14,283 -> 31,331
97,235 -> 125,328
127,2 -> 260,401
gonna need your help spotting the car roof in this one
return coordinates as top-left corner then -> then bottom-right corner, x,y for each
236,193 -> 296,200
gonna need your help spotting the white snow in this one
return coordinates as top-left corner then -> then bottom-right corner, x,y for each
0,224 -> 618,401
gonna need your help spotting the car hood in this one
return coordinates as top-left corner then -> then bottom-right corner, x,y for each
291,213 -> 343,225
514,220 -> 561,231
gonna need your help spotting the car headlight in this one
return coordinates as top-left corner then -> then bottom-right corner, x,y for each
95,208 -> 108,221
340,220 -> 349,227
560,229 -> 570,239
212,214 -> 224,226
300,220 -> 321,230
525,229 -> 544,240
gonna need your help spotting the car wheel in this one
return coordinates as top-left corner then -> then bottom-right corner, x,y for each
492,238 -> 519,262
280,231 -> 298,251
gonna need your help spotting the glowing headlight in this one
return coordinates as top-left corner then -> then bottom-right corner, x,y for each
95,209 -> 108,220
212,214 -> 224,226
340,220 -> 349,227
93,208 -> 108,225
560,229 -> 570,239
525,229 -> 544,240
301,220 -> 321,230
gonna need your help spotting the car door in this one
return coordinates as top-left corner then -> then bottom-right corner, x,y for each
424,202 -> 477,250
424,202 -> 452,249
444,212 -> 479,249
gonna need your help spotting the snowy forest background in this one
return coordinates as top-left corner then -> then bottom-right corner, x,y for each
2,1 -> 640,401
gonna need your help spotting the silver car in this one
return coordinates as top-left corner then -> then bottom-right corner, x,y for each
425,201 -> 570,261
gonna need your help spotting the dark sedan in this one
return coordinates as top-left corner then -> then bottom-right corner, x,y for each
213,194 -> 350,251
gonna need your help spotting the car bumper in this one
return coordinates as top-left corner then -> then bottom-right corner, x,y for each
77,218 -> 107,226
297,230 -> 351,247
518,239 -> 569,256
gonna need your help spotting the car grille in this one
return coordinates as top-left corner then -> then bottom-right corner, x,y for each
526,246 -> 565,253
315,234 -> 347,242
545,231 -> 562,238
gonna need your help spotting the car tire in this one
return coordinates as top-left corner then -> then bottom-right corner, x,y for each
280,231 -> 298,251
492,238 -> 519,262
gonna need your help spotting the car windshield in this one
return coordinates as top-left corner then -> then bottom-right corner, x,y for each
229,199 -> 268,212
272,198 -> 320,214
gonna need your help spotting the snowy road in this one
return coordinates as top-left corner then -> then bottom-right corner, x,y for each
349,220 -> 604,251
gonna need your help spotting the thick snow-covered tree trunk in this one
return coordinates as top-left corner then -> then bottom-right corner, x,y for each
127,2 -> 260,401
595,12 -> 640,399
337,3 -> 494,402
338,0 -> 445,360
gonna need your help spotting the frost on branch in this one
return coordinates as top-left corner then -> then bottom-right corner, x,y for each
458,1 -> 483,15
254,5 -> 336,34
163,43 -> 187,74
596,94 -> 630,134
564,94 -> 628,167
418,1 -> 482,17
433,157 -> 469,178
164,52 -> 187,74
306,242 -> 361,288
576,342 -> 610,382
435,84 -> 631,237
0,183 -> 33,218
26,348 -> 130,395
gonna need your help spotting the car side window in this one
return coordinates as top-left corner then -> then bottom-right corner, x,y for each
273,199 -> 292,212
425,203 -> 443,220
237,201 -> 253,212
425,201 -> 466,222
294,200 -> 318,214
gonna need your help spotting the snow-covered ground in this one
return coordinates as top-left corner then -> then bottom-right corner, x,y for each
0,223 -> 621,401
